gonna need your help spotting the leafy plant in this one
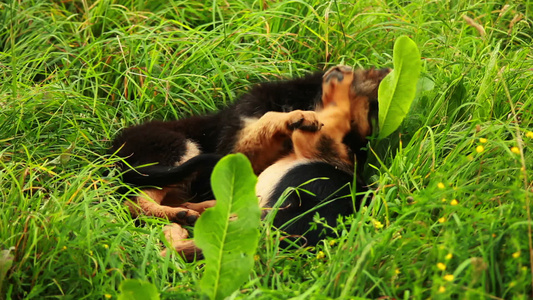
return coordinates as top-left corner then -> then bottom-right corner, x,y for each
194,154 -> 261,300
117,279 -> 160,300
377,35 -> 422,139
0,247 -> 14,300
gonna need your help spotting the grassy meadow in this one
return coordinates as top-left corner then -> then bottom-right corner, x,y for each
1,0 -> 532,298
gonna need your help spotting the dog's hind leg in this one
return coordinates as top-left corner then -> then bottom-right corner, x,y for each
160,223 -> 202,261
180,200 -> 216,214
126,188 -> 200,225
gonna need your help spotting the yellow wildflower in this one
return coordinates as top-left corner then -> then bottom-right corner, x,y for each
104,294 -> 112,299
511,146 -> 520,154
317,251 -> 325,259
526,131 -> 533,139
479,138 -> 488,143
512,251 -> 520,258
450,199 -> 459,206
437,262 -> 446,271
395,268 -> 401,274
443,274 -> 454,282
445,253 -> 453,260
476,145 -> 484,153
62,246 -> 67,250
329,239 -> 336,246
438,286 -> 446,293
438,217 -> 446,223
441,198 -> 447,202
104,244 -> 109,249
373,220 -> 384,229
509,281 -> 516,287
437,182 -> 445,189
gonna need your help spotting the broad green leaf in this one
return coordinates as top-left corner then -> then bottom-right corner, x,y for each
416,76 -> 435,95
378,35 -> 422,139
0,247 -> 15,296
194,153 -> 261,300
117,279 -> 160,300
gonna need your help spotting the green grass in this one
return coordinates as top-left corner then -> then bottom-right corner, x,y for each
1,0 -> 532,298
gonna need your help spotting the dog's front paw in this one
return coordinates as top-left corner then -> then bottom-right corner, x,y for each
287,110 -> 323,132
322,65 -> 355,106
323,65 -> 354,84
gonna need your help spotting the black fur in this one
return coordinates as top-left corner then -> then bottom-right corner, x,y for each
112,115 -> 223,168
121,154 -> 223,187
266,162 -> 364,246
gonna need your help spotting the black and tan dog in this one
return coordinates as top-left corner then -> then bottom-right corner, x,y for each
111,66 -> 389,260
112,67 -> 389,225
155,66 -> 386,259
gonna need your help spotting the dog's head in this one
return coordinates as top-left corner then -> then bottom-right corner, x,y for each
349,68 -> 391,138
321,66 -> 390,139
316,66 -> 390,169
321,66 -> 390,167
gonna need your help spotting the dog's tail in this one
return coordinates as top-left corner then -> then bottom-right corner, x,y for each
121,154 -> 223,186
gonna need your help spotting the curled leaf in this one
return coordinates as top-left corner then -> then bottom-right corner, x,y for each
378,36 -> 422,139
0,247 -> 15,296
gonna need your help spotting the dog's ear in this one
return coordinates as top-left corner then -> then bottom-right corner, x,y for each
352,68 -> 391,100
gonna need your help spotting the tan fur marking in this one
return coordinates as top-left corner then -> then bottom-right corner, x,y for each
291,70 -> 354,165
126,187 -> 200,224
241,116 -> 260,128
256,155 -> 308,207
160,224 -> 200,261
174,140 -> 201,166
180,200 -> 217,213
233,110 -> 320,174
351,95 -> 371,138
